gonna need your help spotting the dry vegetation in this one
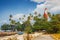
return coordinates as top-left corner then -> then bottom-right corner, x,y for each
51,34 -> 60,40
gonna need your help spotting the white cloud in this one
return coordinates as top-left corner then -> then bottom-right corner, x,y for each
12,14 -> 24,20
12,13 -> 36,24
12,14 -> 30,20
50,6 -> 60,14
12,13 -> 30,24
31,0 -> 45,3
33,4 -> 45,15
31,0 -> 60,14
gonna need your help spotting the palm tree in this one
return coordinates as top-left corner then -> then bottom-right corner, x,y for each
9,14 -> 16,31
29,13 -> 33,20
11,20 -> 16,25
34,11 -> 37,15
21,14 -> 26,19
29,13 -> 32,16
15,22 -> 22,31
23,15 -> 26,17
47,12 -> 51,18
38,14 -> 41,17
9,14 -> 13,21
51,14 -> 55,20
28,16 -> 31,20
22,15 -> 32,40
19,18 -> 21,21
24,20 -> 32,40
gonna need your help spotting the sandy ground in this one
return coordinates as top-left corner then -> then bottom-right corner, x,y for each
0,33 -> 54,40
0,34 -> 24,40
16,35 -> 24,40
34,35 -> 54,40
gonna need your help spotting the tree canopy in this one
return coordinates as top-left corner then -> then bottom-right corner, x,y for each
1,12 -> 60,34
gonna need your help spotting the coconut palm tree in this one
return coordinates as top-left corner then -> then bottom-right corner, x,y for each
9,14 -> 16,31
9,14 -> 13,21
10,20 -> 16,25
34,11 -> 37,15
47,12 -> 51,18
29,13 -> 32,20
22,15 -> 33,40
21,15 -> 25,20
23,15 -> 26,17
19,18 -> 21,20
38,13 -> 41,17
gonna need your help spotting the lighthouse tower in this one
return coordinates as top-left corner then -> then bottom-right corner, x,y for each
43,8 -> 48,20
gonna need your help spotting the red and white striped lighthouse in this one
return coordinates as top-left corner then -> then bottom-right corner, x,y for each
43,8 -> 48,19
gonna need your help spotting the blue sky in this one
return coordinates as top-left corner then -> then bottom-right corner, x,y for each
0,0 -> 36,18
0,0 -> 38,26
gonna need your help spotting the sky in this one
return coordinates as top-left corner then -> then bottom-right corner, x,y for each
0,0 -> 60,26
0,0 -> 37,26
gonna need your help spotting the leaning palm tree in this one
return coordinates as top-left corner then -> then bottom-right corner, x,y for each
24,20 -> 32,40
23,15 -> 32,40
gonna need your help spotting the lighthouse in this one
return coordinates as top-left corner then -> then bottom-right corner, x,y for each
43,8 -> 48,20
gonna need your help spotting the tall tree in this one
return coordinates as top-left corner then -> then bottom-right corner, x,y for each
9,14 -> 13,21
38,14 -> 41,17
9,14 -> 16,31
47,12 -> 51,18
15,22 -> 22,31
1,24 -> 10,30
34,11 -> 37,16
23,16 -> 32,40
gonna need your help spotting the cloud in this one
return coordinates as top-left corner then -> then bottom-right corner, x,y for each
12,13 -> 30,24
12,13 -> 35,24
12,14 -> 24,20
50,6 -> 60,14
31,0 -> 60,14
31,0 -> 60,4
31,0 -> 45,3
33,4 -> 45,15
12,14 -> 30,21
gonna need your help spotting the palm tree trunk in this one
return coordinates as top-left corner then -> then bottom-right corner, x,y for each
27,33 -> 30,40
